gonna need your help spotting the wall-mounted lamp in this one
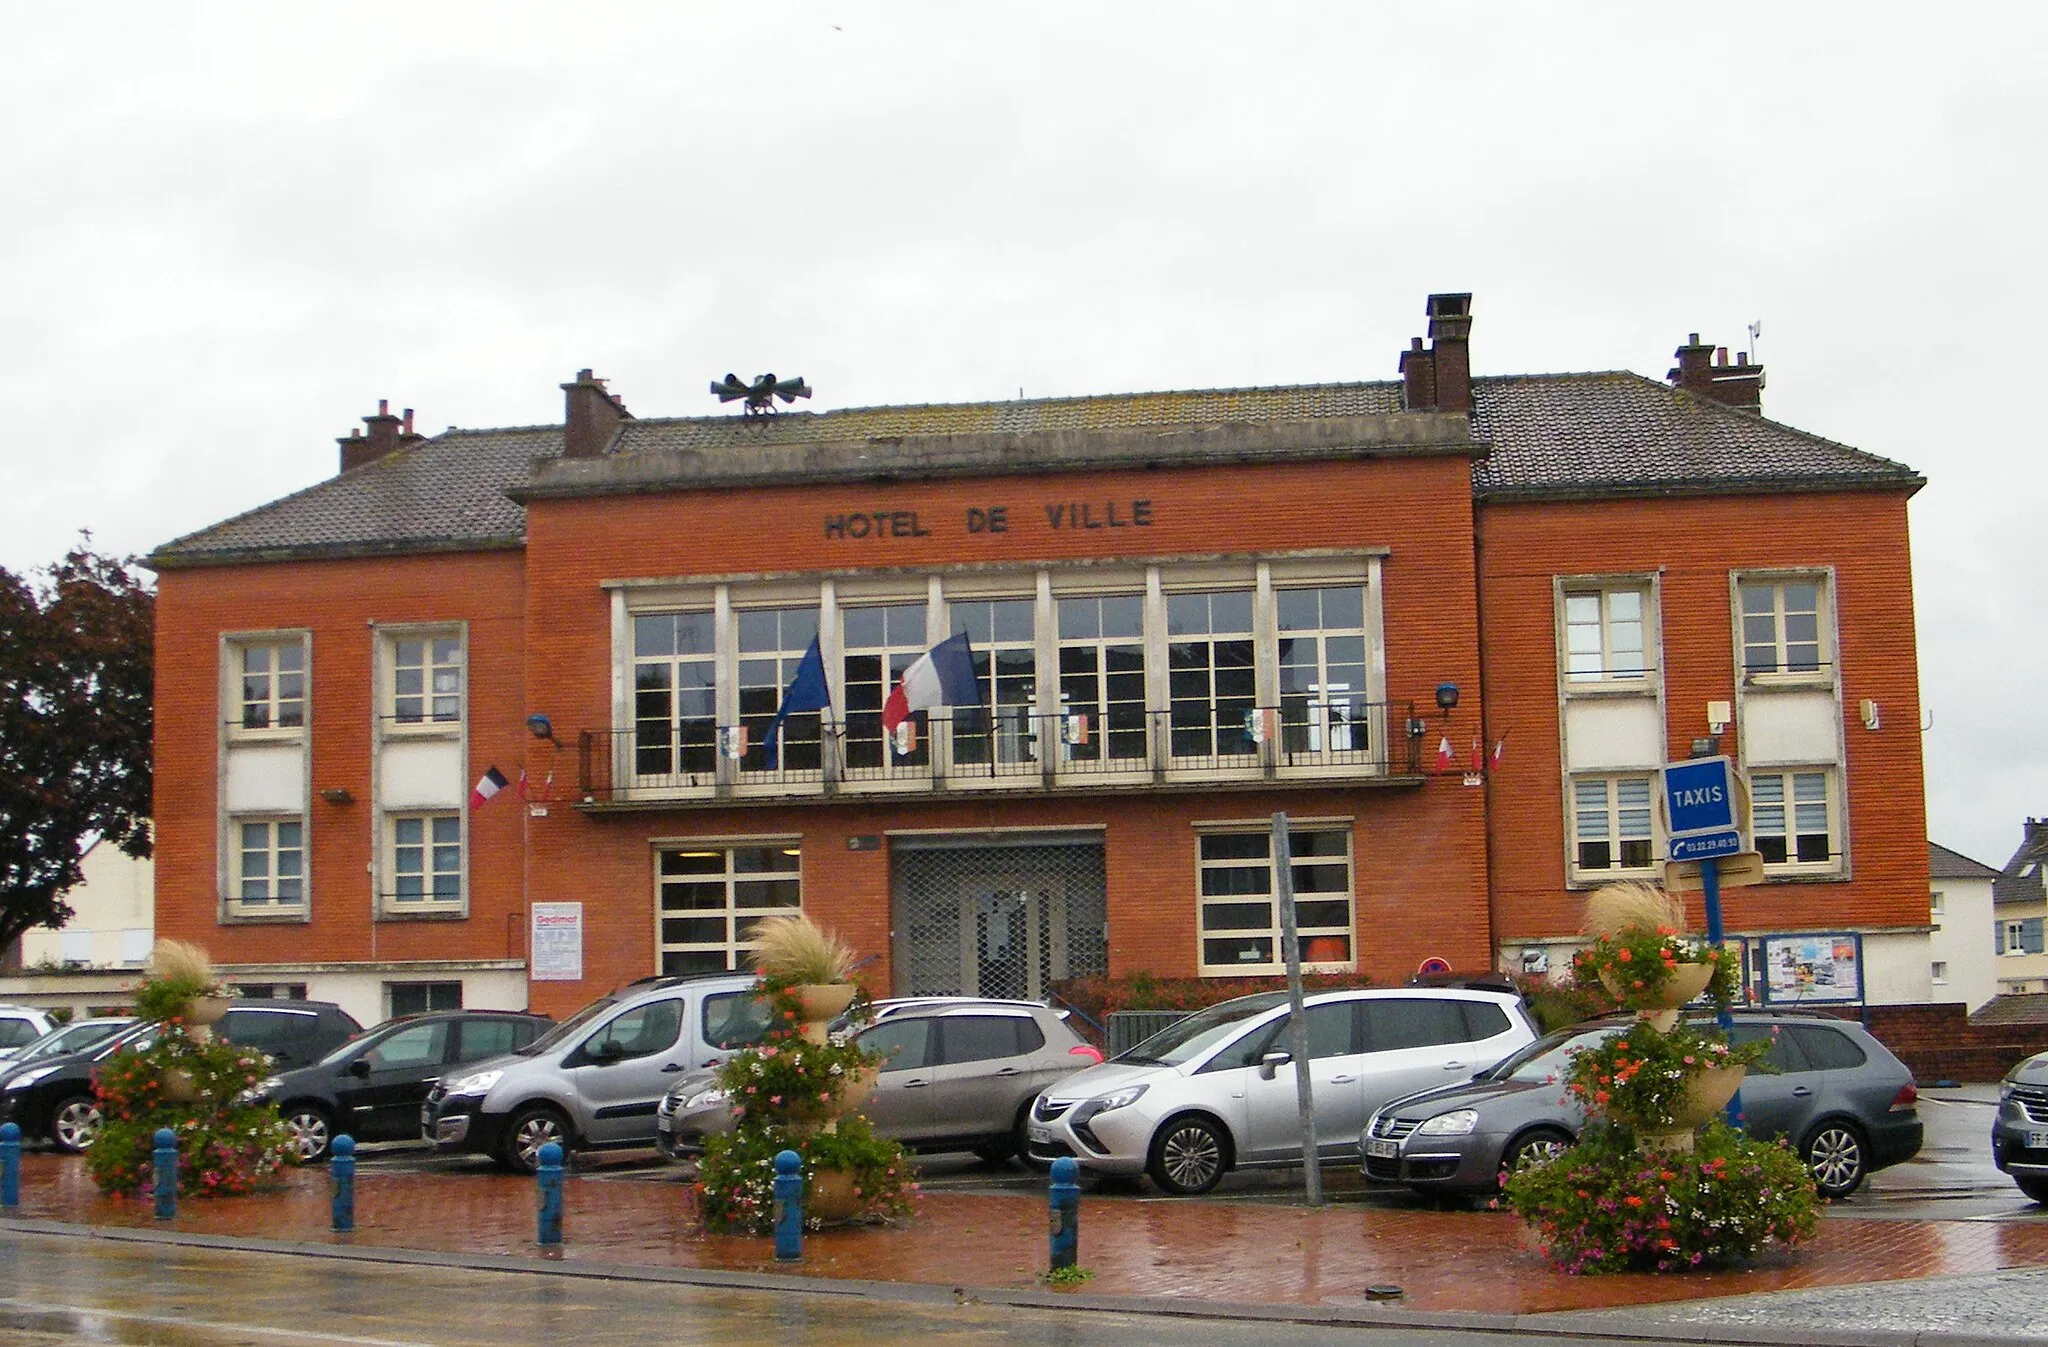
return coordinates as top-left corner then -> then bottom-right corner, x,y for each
1689,735 -> 1721,758
319,787 -> 354,805
1860,699 -> 1881,732
526,713 -> 557,744
1434,683 -> 1460,718
1707,700 -> 1731,735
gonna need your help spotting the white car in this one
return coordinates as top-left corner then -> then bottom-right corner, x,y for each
1026,986 -> 1537,1194
0,1006 -> 55,1064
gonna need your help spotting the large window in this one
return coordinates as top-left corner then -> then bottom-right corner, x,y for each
1196,827 -> 1353,975
841,603 -> 929,770
1739,577 -> 1828,676
235,640 -> 305,731
1056,593 -> 1147,764
737,608 -> 822,774
1562,585 -> 1650,683
1750,770 -> 1835,868
951,598 -> 1037,768
634,611 -> 717,781
389,633 -> 462,726
1276,586 -> 1368,756
657,843 -> 802,975
388,982 -> 463,1016
1168,590 -> 1256,761
234,818 -> 305,911
1571,775 -> 1655,877
388,814 -> 462,908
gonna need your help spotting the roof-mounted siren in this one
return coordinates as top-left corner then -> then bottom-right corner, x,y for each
711,373 -> 812,418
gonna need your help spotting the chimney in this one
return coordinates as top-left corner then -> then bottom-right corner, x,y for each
338,398 -> 406,474
562,368 -> 632,459
1668,333 -> 1765,412
1398,293 -> 1474,414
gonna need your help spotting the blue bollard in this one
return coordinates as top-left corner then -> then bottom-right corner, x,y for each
1,1121 -> 20,1209
772,1149 -> 803,1261
330,1135 -> 355,1232
536,1141 -> 563,1246
1049,1156 -> 1080,1271
153,1128 -> 178,1220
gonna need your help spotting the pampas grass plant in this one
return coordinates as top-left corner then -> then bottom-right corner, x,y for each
749,914 -> 856,985
147,938 -> 218,987
1581,881 -> 1687,938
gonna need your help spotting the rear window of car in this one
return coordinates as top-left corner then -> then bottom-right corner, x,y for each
1785,1023 -> 1867,1070
1461,1002 -> 1510,1040
222,1008 -> 319,1052
702,992 -> 774,1050
938,1015 -> 1043,1064
458,1018 -> 533,1061
1362,998 -> 1472,1051
0,1018 -> 40,1048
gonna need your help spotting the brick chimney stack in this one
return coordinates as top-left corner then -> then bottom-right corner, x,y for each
562,368 -> 632,459
1399,292 -> 1475,414
338,398 -> 415,474
1668,333 -> 1765,412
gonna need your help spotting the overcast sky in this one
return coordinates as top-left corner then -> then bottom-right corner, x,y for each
4,3 -> 2041,870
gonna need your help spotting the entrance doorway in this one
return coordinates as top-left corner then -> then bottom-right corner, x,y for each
892,839 -> 1107,998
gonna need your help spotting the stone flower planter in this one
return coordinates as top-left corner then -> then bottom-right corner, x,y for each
1636,1064 -> 1746,1153
791,983 -> 856,1044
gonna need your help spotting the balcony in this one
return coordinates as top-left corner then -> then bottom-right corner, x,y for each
573,702 -> 1424,810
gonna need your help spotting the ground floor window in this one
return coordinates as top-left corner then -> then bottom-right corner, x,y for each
387,813 -> 463,910
1569,775 -> 1654,880
657,841 -> 802,976
232,982 -> 308,1000
1751,769 -> 1836,868
388,981 -> 463,1016
1196,826 -> 1353,975
232,816 -> 305,913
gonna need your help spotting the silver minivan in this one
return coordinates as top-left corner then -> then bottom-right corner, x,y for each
420,973 -> 771,1171
1026,986 -> 1537,1194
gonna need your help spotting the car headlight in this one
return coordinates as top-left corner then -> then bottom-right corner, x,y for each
682,1086 -> 729,1110
443,1068 -> 504,1098
2002,1079 -> 2020,1103
1090,1084 -> 1148,1113
1413,1109 -> 1481,1137
5,1065 -> 58,1089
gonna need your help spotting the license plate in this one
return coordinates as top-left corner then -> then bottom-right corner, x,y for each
1365,1138 -> 1400,1159
1028,1124 -> 1051,1145
2027,1131 -> 2048,1150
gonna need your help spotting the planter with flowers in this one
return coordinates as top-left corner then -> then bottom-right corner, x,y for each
1502,882 -> 1820,1272
694,916 -> 914,1232
86,941 -> 294,1199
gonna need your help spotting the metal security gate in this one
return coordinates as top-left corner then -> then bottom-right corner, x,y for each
891,840 -> 1108,999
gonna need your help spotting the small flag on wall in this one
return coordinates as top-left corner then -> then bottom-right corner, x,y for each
1491,732 -> 1509,767
1435,735 -> 1456,772
470,766 -> 510,808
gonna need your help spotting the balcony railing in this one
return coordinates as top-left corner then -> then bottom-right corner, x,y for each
575,701 -> 1422,806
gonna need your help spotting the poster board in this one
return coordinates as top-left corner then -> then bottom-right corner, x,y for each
1758,932 -> 1863,1005
531,902 -> 585,981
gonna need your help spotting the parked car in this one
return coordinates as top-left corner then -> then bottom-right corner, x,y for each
1025,986 -> 1539,1195
656,999 -> 1104,1161
1991,1051 -> 2048,1202
5,1016 -> 134,1068
0,1005 -> 56,1062
1361,1012 -> 1923,1199
422,973 -> 772,1172
0,999 -> 362,1151
253,1010 -> 553,1161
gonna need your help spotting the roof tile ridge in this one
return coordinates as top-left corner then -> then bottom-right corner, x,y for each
1632,371 -> 1921,476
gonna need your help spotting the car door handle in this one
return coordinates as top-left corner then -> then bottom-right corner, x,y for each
994,1067 -> 1021,1077
1330,1074 -> 1357,1084
903,1078 -> 929,1088
1442,1062 -> 1467,1071
661,1063 -> 684,1073
1792,1086 -> 1813,1097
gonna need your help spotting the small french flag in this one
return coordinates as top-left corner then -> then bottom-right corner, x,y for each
470,766 -> 510,809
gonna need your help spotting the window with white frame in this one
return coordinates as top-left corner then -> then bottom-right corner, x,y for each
634,610 -> 718,781
1750,769 -> 1836,867
1196,827 -> 1353,974
1931,961 -> 1948,984
657,842 -> 802,976
234,640 -> 306,731
1167,590 -> 1257,761
2005,920 -> 2044,956
1276,586 -> 1368,756
950,598 -> 1037,767
841,603 -> 929,770
1739,576 -> 1828,676
1570,775 -> 1656,877
1056,592 -> 1147,764
737,607 -> 822,773
388,632 -> 462,727
386,813 -> 462,909
1561,584 -> 1651,683
233,817 -> 305,911
1930,891 -> 1945,918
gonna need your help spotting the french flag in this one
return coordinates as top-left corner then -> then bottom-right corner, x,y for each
881,631 -> 982,743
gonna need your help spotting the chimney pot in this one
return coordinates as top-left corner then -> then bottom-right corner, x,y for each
562,368 -> 633,458
402,408 -> 414,435
1689,333 -> 1701,345
1669,332 -> 1763,412
378,398 -> 389,416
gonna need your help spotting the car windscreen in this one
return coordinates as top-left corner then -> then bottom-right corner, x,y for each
1481,1025 -> 1622,1083
15,1020 -> 130,1064
517,997 -> 619,1056
1116,992 -> 1291,1066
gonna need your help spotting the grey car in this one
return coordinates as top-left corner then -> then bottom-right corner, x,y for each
1990,1052 -> 2048,1201
1361,1013 -> 1924,1199
657,1000 -> 1102,1162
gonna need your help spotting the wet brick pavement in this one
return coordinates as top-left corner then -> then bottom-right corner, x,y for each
12,1150 -> 2048,1319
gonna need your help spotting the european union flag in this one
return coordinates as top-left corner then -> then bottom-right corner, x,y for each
764,636 -> 831,755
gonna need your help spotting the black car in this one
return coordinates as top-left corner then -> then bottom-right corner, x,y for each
0,999 -> 363,1152
256,1010 -> 552,1161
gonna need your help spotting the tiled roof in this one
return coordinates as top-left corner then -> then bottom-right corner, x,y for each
1969,994 -> 2048,1028
1995,821 -> 2048,907
149,373 -> 1923,566
1932,842 -> 2003,882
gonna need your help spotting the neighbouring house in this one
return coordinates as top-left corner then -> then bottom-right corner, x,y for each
1993,818 -> 2048,995
142,293 -> 1931,1025
1930,841 -> 2000,1011
16,837 -> 154,972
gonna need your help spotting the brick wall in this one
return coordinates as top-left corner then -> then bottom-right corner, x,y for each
1855,1003 -> 2046,1083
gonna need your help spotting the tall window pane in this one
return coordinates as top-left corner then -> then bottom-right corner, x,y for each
841,603 -> 928,771
1276,586 -> 1368,758
1057,594 -> 1146,763
737,607 -> 822,773
952,598 -> 1036,768
1167,590 -> 1256,761
633,611 -> 717,780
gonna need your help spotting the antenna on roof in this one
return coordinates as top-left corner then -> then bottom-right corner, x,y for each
1747,320 -> 1762,356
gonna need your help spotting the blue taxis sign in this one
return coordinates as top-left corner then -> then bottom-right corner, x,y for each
1664,756 -> 1742,862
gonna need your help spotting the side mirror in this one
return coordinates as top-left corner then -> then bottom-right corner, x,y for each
347,1059 -> 372,1078
1258,1050 -> 1292,1081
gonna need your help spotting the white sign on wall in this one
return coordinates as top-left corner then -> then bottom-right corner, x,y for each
531,902 -> 584,981
1761,933 -> 1863,1005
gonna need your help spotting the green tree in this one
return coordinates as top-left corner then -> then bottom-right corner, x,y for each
0,542 -> 154,951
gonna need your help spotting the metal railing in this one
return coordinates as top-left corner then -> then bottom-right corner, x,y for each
577,700 -> 1420,804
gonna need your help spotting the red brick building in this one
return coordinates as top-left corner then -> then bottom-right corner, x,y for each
147,295 -> 1929,1024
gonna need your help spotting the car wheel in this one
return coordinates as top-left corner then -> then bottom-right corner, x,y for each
1147,1116 -> 1230,1196
501,1104 -> 572,1174
972,1103 -> 1034,1165
283,1104 -> 336,1163
1501,1127 -> 1573,1182
2016,1177 -> 2048,1204
50,1094 -> 103,1152
1803,1119 -> 1868,1198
